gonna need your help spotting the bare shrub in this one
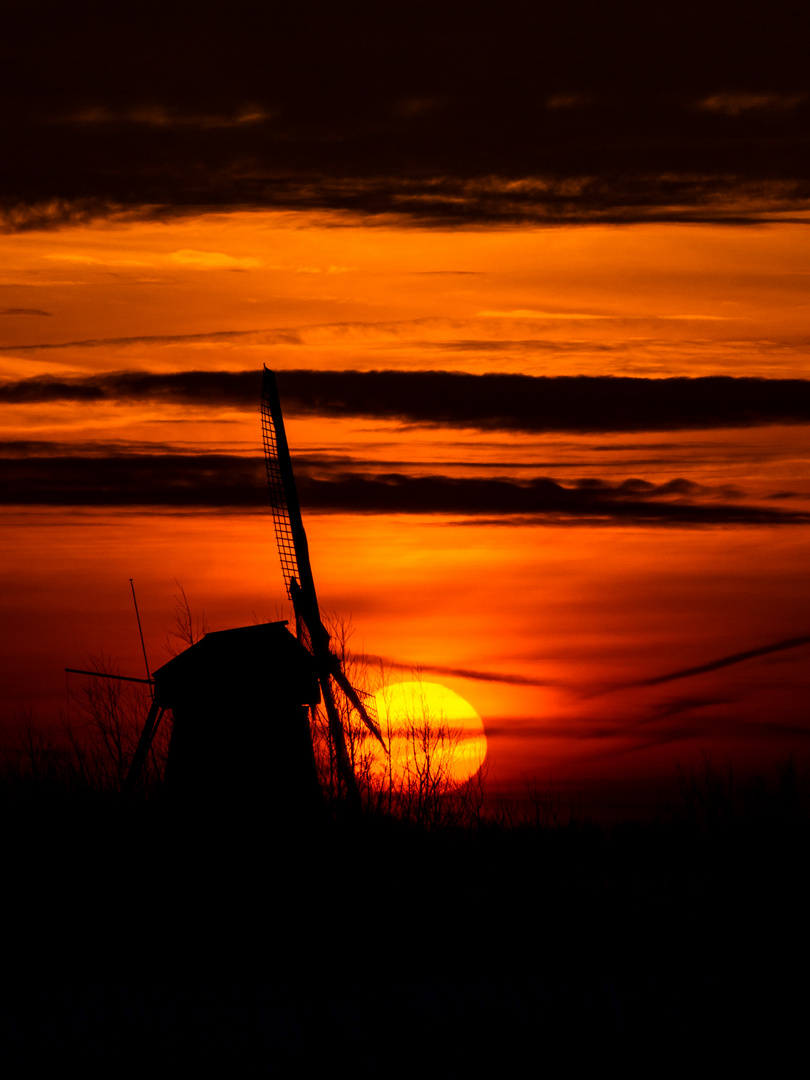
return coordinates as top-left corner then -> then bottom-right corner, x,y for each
3,704 -> 68,790
165,582 -> 208,655
66,656 -> 169,796
664,751 -> 809,830
303,615 -> 490,829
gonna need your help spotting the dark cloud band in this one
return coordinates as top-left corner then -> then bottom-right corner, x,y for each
3,4 -> 810,228
1,450 -> 808,524
4,369 -> 810,433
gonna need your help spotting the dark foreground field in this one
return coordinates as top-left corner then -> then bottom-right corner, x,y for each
2,760 -> 808,1069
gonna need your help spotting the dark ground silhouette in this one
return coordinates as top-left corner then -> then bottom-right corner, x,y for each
1,750 -> 808,1069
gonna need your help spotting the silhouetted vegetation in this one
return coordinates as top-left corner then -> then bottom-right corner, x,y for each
2,668 -> 808,1067
3,694 -> 808,915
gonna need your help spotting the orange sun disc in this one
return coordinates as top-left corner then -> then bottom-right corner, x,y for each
371,680 -> 487,788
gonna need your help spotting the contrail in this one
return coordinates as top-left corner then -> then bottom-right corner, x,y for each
375,634 -> 810,695
631,634 -> 810,689
367,656 -> 558,688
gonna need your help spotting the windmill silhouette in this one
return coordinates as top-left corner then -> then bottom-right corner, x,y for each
121,367 -> 384,812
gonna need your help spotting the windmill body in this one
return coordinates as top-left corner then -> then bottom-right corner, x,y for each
153,623 -> 321,816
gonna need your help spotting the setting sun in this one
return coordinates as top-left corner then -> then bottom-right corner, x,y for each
371,680 -> 487,788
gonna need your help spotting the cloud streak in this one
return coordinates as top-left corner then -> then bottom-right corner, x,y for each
585,634 -> 810,703
0,330 -> 298,354
1,449 -> 808,524
5,177 -> 810,234
4,369 -> 810,434
368,658 -> 561,688
634,635 -> 810,688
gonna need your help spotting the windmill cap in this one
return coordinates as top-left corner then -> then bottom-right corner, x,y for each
151,621 -> 321,707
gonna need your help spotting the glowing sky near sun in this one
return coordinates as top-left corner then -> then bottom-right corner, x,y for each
1,204 -> 809,818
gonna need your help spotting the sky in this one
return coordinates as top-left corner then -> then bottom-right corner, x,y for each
2,1 -> 810,816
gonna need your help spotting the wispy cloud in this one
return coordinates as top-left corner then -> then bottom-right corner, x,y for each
698,92 -> 805,115
633,635 -> 810,688
477,310 -> 735,322
367,658 -> 558,688
66,105 -> 272,129
478,310 -> 612,320
168,249 -> 263,270
0,330 -> 299,354
586,634 -> 810,701
44,253 -> 153,268
545,93 -> 592,110
5,176 -> 810,235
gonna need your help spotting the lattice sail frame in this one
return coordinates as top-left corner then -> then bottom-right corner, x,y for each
260,366 -> 385,762
261,372 -> 300,600
345,677 -> 380,734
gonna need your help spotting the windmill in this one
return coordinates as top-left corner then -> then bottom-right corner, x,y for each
117,367 -> 383,810
261,366 -> 385,806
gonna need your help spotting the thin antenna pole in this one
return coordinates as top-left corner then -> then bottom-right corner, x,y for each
129,578 -> 153,699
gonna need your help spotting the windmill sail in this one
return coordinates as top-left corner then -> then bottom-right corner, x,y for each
261,370 -> 318,610
261,367 -> 384,803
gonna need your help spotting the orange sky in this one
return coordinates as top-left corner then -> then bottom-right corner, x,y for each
2,210 -> 810,816
4,213 -> 810,381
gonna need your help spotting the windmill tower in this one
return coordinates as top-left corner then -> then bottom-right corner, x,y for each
261,366 -> 385,806
123,367 -> 384,812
